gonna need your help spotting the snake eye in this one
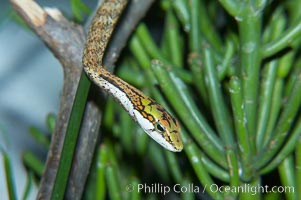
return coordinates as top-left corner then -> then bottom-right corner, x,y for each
155,122 -> 165,133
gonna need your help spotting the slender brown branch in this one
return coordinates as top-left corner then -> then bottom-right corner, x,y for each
65,1 -> 155,199
65,101 -> 102,200
65,1 -> 155,200
11,0 -> 155,199
10,1 -> 92,199
103,0 -> 156,69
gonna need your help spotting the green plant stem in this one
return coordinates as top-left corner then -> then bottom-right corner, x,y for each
188,53 -> 208,103
218,40 -> 235,80
183,133 -> 223,200
202,156 -> 230,182
263,79 -> 283,147
106,165 -> 121,200
189,0 -> 201,52
118,65 -> 145,88
96,144 -> 108,200
51,72 -> 91,200
287,0 -> 301,23
130,34 -> 153,70
181,130 -> 230,182
278,51 -> 295,78
284,67 -> 301,98
218,0 -> 244,17
226,149 -> 239,199
255,10 -> 285,149
165,151 -> 183,183
238,14 -> 262,155
165,8 -> 183,67
256,74 -> 301,169
28,126 -> 50,148
22,171 -> 34,200
229,76 -> 252,180
129,34 -> 161,94
180,177 -> 195,200
239,178 -> 261,200
203,49 -> 240,190
203,48 -> 234,145
106,140 -> 120,172
171,0 -> 190,32
260,116 -> 301,173
278,155 -> 297,200
148,142 -> 170,182
22,152 -> 44,176
262,6 -> 285,44
255,0 -> 268,10
135,24 -> 164,61
256,60 -> 278,150
197,0 -> 222,50
262,19 -> 301,58
187,0 -> 208,102
2,150 -> 17,200
119,109 -> 135,154
135,128 -> 149,156
175,0 -> 208,99
135,24 -> 193,84
70,0 -> 91,22
173,68 -> 193,83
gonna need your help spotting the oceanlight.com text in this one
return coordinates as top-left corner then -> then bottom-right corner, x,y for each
125,183 -> 295,196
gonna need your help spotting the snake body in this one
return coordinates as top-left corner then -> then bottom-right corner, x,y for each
82,0 -> 183,152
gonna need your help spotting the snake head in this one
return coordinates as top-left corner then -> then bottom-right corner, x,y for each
153,115 -> 183,152
133,99 -> 183,152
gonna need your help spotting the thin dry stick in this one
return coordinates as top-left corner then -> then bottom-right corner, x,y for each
10,0 -> 155,199
10,1 -> 94,199
66,0 -> 155,199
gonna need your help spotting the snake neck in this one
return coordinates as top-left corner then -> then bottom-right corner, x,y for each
82,0 -> 127,71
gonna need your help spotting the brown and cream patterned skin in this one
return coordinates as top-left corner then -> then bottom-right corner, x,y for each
82,0 -> 183,152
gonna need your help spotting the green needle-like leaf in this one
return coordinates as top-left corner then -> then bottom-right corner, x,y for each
1,150 -> 17,200
51,72 -> 91,200
263,20 -> 301,58
256,74 -> 301,169
278,155 -> 297,200
22,152 -> 44,177
96,145 -> 108,200
106,165 -> 122,200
